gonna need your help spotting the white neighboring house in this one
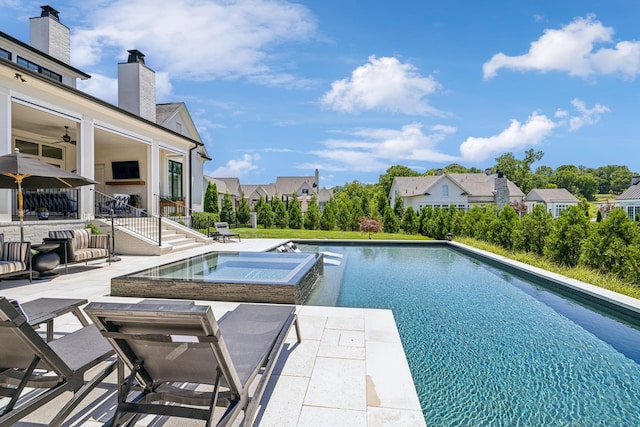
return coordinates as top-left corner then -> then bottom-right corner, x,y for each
0,6 -> 210,224
389,172 -> 524,212
524,188 -> 580,217
616,176 -> 640,220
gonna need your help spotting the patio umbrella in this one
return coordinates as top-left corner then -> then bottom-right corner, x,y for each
0,149 -> 98,241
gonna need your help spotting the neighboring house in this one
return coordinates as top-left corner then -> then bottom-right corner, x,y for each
616,176 -> 640,220
524,188 -> 580,217
0,6 -> 210,224
389,172 -> 524,212
209,169 -> 334,214
205,177 -> 242,210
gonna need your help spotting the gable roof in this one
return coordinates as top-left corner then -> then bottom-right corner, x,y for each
525,188 -> 579,203
617,182 -> 640,201
206,177 -> 241,196
391,173 -> 524,198
275,176 -> 317,195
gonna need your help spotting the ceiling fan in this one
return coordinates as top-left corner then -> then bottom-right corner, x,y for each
54,125 -> 76,145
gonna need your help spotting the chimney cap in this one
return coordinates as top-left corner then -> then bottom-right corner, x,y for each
127,49 -> 146,64
40,5 -> 60,21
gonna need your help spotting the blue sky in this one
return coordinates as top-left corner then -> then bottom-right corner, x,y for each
2,1 -> 640,187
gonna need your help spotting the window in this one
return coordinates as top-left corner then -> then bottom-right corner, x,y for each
168,160 -> 183,201
0,48 -> 10,60
442,185 -> 449,197
627,205 -> 640,220
15,139 -> 64,167
554,204 -> 569,217
17,56 -> 62,82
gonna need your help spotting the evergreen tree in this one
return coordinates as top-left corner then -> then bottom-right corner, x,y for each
220,194 -> 234,223
320,198 -> 337,231
544,205 -> 590,267
288,194 -> 303,229
236,193 -> 250,225
272,196 -> 289,228
204,182 -> 219,214
512,204 -> 552,255
304,194 -> 321,230
401,206 -> 418,234
383,204 -> 399,233
256,198 -> 274,228
393,196 -> 405,219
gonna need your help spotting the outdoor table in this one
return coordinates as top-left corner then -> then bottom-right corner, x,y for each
31,243 -> 61,277
20,297 -> 89,341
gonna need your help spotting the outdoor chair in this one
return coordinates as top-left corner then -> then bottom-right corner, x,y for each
0,297 -> 117,427
85,300 -> 301,427
43,228 -> 110,273
0,233 -> 32,282
214,222 -> 241,243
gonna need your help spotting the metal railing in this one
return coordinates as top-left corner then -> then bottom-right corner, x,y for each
11,188 -> 80,221
155,194 -> 216,237
93,190 -> 162,246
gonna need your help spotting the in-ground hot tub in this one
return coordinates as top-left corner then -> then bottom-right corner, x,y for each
111,251 -> 324,304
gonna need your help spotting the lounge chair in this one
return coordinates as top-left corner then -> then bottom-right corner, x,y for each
84,300 -> 301,426
0,233 -> 32,282
214,222 -> 241,242
0,297 -> 116,427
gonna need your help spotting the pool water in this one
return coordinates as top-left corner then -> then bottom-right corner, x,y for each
301,244 -> 640,426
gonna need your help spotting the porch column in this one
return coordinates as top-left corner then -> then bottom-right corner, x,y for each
0,88 -> 12,222
149,140 -> 160,215
77,117 -> 95,220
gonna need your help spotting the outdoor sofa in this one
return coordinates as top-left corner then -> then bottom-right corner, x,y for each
43,228 -> 110,273
0,233 -> 31,282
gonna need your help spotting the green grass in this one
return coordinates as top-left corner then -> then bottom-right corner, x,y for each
220,226 -> 640,300
231,227 -> 431,240
455,237 -> 640,300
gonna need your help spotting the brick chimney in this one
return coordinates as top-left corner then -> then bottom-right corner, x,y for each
494,171 -> 510,209
118,50 -> 157,122
29,5 -> 71,64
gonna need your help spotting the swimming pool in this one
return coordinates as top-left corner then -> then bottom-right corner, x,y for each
111,251 -> 323,304
299,242 -> 640,425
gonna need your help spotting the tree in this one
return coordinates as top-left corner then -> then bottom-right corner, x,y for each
220,194 -> 234,223
494,149 -> 544,193
204,182 -> 219,214
320,198 -> 337,230
401,206 -> 418,234
383,204 -> 399,233
512,204 -> 552,255
288,194 -> 303,229
544,205 -> 590,267
490,205 -> 519,249
393,195 -> 405,219
272,196 -> 289,228
359,217 -> 383,239
236,192 -> 250,225
304,194 -> 321,230
256,198 -> 274,228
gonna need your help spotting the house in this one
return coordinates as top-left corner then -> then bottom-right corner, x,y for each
0,6 -> 210,232
616,176 -> 640,220
524,188 -> 580,217
389,171 -> 524,212
208,169 -> 334,214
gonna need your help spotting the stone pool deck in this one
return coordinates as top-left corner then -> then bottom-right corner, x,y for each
0,238 -> 425,426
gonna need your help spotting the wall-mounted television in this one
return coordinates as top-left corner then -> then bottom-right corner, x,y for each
111,160 -> 140,180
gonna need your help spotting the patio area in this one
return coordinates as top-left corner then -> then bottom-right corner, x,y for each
0,238 -> 425,426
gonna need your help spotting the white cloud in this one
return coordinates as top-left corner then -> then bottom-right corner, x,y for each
320,56 -> 443,115
77,73 -> 118,104
556,98 -> 610,131
459,113 -> 557,162
70,0 -> 316,84
210,153 -> 260,177
483,15 -> 640,80
302,122 -> 459,173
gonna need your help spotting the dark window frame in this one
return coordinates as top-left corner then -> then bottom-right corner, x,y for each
17,56 -> 62,82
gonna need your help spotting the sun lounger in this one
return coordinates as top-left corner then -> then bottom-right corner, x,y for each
0,297 -> 116,427
214,222 -> 241,243
84,300 -> 301,426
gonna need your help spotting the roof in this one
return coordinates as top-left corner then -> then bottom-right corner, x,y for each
275,176 -> 317,195
617,182 -> 640,201
391,173 -> 524,198
525,188 -> 580,203
206,177 -> 241,196
156,103 -> 183,124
